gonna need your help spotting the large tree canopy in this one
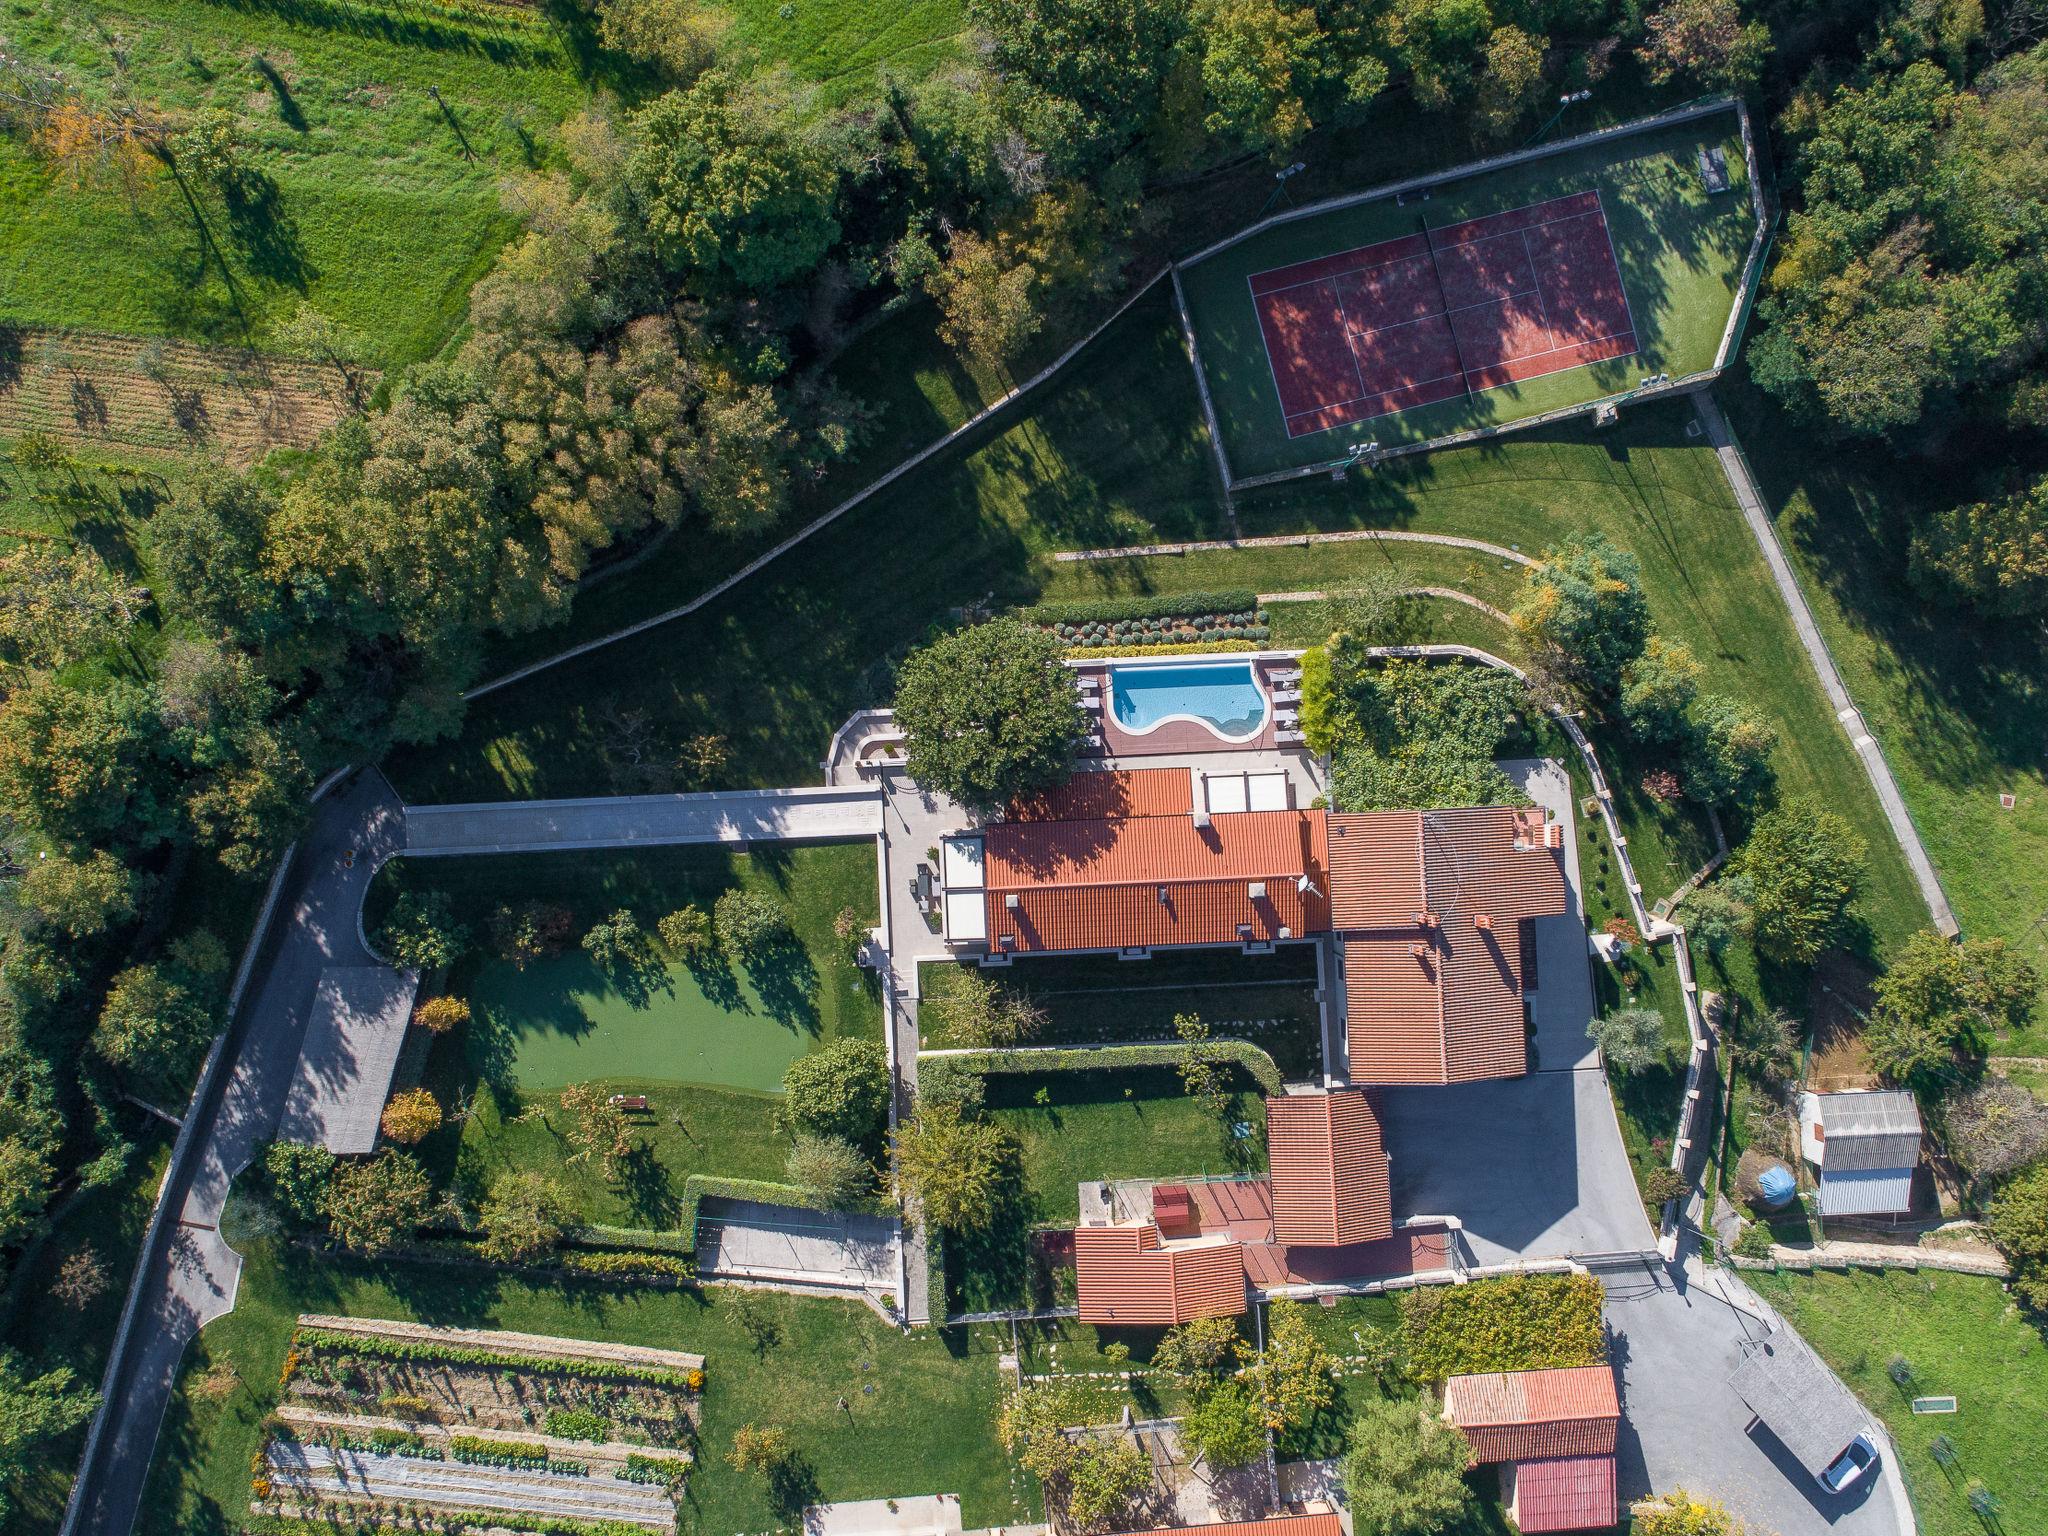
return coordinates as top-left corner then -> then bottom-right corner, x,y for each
894,619 -> 1085,811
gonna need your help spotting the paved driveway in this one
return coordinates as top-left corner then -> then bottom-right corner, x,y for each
404,784 -> 881,856
697,1198 -> 901,1290
1606,1259 -> 1908,1535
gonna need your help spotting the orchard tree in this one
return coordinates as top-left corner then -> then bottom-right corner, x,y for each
560,1083 -> 635,1180
895,619 -> 1085,811
1591,1007 -> 1668,1072
628,68 -> 840,291
326,1151 -> 432,1255
1153,1315 -> 1241,1381
1867,930 -> 2038,1090
1731,800 -> 1866,963
1245,1299 -> 1336,1435
480,1171 -> 572,1262
1181,1378 -> 1267,1467
892,1102 -> 1020,1231
1511,534 -> 1649,698
1342,1395 -> 1474,1536
926,971 -> 1046,1048
1989,1161 -> 2048,1308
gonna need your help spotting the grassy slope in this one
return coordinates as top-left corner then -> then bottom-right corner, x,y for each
0,0 -> 591,365
1750,1269 -> 2048,1536
1178,113 -> 1757,475
390,287 -> 1230,801
717,0 -> 966,101
380,842 -> 879,1223
141,1229 -> 1032,1536
1722,377 -> 2048,1052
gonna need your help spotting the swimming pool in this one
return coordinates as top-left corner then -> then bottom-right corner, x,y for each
1109,660 -> 1269,740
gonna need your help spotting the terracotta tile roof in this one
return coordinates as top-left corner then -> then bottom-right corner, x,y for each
1106,1520 -> 1344,1536
1266,1090 -> 1392,1245
1338,806 -> 1566,1084
1106,1519 -> 1343,1536
983,810 -> 1329,953
1328,811 -> 1425,926
1444,1366 -> 1620,1465
1510,1455 -> 1619,1533
1009,767 -> 1192,822
1072,1225 -> 1248,1324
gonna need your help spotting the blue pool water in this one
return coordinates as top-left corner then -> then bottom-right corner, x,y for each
1109,661 -> 1268,739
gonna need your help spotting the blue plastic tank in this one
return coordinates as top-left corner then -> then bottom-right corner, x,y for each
1757,1164 -> 1797,1208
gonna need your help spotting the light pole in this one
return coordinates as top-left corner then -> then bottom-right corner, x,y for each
1260,161 -> 1308,216
1527,88 -> 1592,147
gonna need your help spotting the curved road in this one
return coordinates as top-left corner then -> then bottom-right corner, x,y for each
67,770 -> 406,1536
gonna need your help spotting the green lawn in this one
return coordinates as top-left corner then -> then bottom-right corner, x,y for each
140,1216 -> 1033,1536
715,0 -> 966,101
1748,1269 -> 2048,1536
375,841 -> 880,1225
0,0 -> 592,365
1721,375 -> 2048,1052
1178,111 -> 1759,477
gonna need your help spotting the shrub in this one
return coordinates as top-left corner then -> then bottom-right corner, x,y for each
1642,1165 -> 1687,1206
1399,1272 -> 1606,1382
379,1088 -> 443,1145
892,1102 -> 1022,1233
785,1132 -> 876,1210
1733,1219 -> 1776,1259
726,1422 -> 795,1475
925,970 -> 1046,1048
1017,590 -> 1257,625
326,1151 -> 432,1255
780,1038 -> 889,1145
1342,1395 -> 1473,1536
413,995 -> 470,1034
263,1141 -> 336,1226
714,887 -> 789,959
562,1250 -> 695,1279
491,901 -> 576,967
581,908 -> 645,972
1591,1007 -> 1668,1073
378,891 -> 468,970
1153,1316 -> 1240,1381
1732,801 -> 1866,964
1945,1078 -> 2048,1183
658,905 -> 714,954
1988,1161 -> 2048,1309
1634,1489 -> 1748,1535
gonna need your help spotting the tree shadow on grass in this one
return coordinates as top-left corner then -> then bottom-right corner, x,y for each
683,948 -> 747,1014
767,1455 -> 823,1524
746,942 -> 820,1034
617,1143 -> 683,1227
223,170 -> 315,291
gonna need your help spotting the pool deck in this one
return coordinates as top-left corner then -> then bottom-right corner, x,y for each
1076,655 -> 1298,758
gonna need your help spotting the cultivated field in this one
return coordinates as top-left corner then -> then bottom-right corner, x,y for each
0,327 -> 359,466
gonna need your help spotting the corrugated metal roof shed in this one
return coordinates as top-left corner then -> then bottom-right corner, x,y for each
1815,1090 -> 1921,1171
1818,1167 -> 1915,1216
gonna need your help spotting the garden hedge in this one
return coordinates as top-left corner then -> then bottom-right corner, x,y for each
924,1041 -> 1285,1096
1019,590 -> 1258,625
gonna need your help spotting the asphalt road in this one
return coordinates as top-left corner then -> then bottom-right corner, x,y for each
68,771 -> 406,1536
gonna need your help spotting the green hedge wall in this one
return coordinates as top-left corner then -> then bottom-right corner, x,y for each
921,1040 -> 1285,1096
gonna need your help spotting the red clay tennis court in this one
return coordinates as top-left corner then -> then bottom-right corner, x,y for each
1250,191 -> 1638,438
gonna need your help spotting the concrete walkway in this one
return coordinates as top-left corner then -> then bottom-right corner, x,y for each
1693,390 -> 1956,936
66,771 -> 407,1536
404,784 -> 882,856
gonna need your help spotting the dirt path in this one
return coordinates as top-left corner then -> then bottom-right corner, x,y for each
0,327 -> 367,468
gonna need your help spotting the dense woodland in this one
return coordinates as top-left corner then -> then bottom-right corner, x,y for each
3,0 -> 2048,1517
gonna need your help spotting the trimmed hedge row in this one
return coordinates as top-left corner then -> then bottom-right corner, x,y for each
562,1250 -> 694,1280
924,1040 -> 1285,1096
248,1510 -> 652,1536
617,1452 -> 692,1488
1061,625 -> 1270,649
292,1327 -> 697,1388
1019,590 -> 1257,625
449,1433 -> 589,1475
1061,638 -> 1262,658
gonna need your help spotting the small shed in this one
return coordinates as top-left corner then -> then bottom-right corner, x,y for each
1728,1327 -> 1872,1478
1800,1090 -> 1921,1217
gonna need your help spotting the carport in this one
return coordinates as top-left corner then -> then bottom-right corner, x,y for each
697,1197 -> 901,1291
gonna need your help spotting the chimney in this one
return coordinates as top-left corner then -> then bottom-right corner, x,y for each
1156,885 -> 1170,905
1248,881 -> 1267,900
1005,893 -> 1021,909
1474,913 -> 1494,931
1416,910 -> 1438,928
1409,942 -> 1430,958
1192,806 -> 1211,830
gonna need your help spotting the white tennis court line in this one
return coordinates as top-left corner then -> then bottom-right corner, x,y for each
1282,372 -> 1472,432
1588,190 -> 1643,350
1250,192 -> 1604,302
1284,326 -> 1639,433
1520,228 -> 1552,330
1325,277 -> 1372,399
